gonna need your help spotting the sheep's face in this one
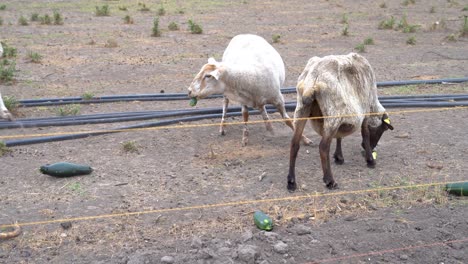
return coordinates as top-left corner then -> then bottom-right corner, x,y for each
188,58 -> 224,100
366,114 -> 394,150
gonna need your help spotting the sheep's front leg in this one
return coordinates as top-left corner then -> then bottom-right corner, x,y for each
361,119 -> 375,168
259,105 -> 274,134
276,102 -> 312,145
219,97 -> 229,136
241,105 -> 249,147
333,138 -> 344,164
0,94 -> 13,121
320,135 -> 337,189
287,118 -> 308,192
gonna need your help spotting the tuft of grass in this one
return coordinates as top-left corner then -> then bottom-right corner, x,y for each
2,95 -> 18,114
31,13 -> 40,21
0,141 -> 11,157
462,16 -> 468,37
378,16 -> 395,29
123,15 -> 133,24
27,51 -> 43,63
340,13 -> 348,24
40,14 -> 52,25
157,4 -> 166,16
56,105 -> 80,116
188,19 -> 203,34
363,37 -> 374,45
0,61 -> 16,83
95,5 -> 110,16
168,21 -> 179,31
177,8 -> 185,14
138,3 -> 150,12
81,92 -> 94,100
341,24 -> 349,36
402,0 -> 415,6
118,6 -> 128,11
446,34 -> 457,41
430,6 -> 436,13
272,34 -> 281,43
151,17 -> 161,37
53,11 -> 64,25
463,6 -> 468,11
355,43 -> 366,52
121,141 -> 139,153
1,43 -> 17,58
379,2 -> 387,8
406,36 -> 416,45
0,4 -> 6,10
0,17 -> 3,26
397,15 -> 419,33
104,39 -> 118,48
18,15 -> 29,26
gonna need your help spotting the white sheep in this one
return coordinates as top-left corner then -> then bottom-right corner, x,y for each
0,42 -> 13,121
188,34 -> 311,146
287,53 -> 393,191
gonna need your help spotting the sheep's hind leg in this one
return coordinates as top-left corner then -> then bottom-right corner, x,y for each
275,102 -> 312,145
319,135 -> 338,189
219,97 -> 229,136
241,105 -> 249,147
259,105 -> 274,134
333,138 -> 344,164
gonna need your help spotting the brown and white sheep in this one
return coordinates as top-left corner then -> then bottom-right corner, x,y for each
187,34 -> 311,146
287,53 -> 393,191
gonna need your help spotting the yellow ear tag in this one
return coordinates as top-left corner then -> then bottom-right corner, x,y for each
372,151 -> 377,160
384,118 -> 391,125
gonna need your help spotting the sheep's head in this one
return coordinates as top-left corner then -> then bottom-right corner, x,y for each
188,58 -> 224,100
364,113 -> 394,150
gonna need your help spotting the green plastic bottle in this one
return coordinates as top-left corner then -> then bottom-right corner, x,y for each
253,211 -> 273,231
445,182 -> 468,196
40,162 -> 93,177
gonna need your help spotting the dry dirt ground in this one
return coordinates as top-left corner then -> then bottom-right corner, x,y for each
1,0 -> 468,263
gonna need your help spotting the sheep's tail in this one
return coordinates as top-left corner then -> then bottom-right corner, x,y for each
298,76 -> 323,106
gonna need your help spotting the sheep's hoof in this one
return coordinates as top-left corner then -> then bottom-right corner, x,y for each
367,160 -> 376,168
241,138 -> 248,147
333,155 -> 344,165
325,180 -> 338,190
219,130 -> 226,136
287,180 -> 297,192
302,136 -> 312,146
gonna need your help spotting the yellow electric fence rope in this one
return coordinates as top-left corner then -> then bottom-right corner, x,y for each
1,106 -> 467,140
1,180 -> 464,229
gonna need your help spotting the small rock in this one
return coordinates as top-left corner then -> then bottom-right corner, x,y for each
241,230 -> 253,242
273,241 -> 288,254
60,233 -> 67,238
344,215 -> 357,222
237,245 -> 259,264
60,222 -> 72,230
395,133 -> 410,139
261,231 -> 280,242
426,162 -> 443,170
399,254 -> 408,260
199,248 -> 216,259
293,224 -> 312,235
191,237 -> 204,249
217,247 -> 231,256
161,256 -> 174,264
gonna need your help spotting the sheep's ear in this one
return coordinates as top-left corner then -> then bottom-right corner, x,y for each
382,114 -> 394,130
208,57 -> 218,65
209,69 -> 220,80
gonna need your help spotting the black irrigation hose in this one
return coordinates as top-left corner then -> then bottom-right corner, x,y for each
16,77 -> 468,107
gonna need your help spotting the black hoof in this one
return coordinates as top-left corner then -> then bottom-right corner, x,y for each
367,160 -> 376,169
325,181 -> 338,189
334,155 -> 344,165
287,181 -> 297,192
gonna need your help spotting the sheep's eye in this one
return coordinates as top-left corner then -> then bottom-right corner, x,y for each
204,74 -> 212,79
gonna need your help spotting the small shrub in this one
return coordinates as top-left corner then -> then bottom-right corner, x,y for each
157,4 -> 166,16
188,19 -> 203,34
40,14 -> 52,25
104,39 -> 118,48
81,92 -> 94,100
379,2 -> 387,8
0,142 -> 11,157
138,3 -> 150,12
118,6 -> 128,11
406,36 -> 416,45
56,105 -> 80,116
95,5 -> 110,16
430,6 -> 436,13
168,21 -> 179,31
463,6 -> 468,11
355,43 -> 366,52
123,15 -> 134,24
378,16 -> 395,29
121,141 -> 139,153
0,62 -> 15,83
1,43 -> 17,58
340,13 -> 348,24
27,51 -> 42,63
19,15 -> 29,26
398,15 -> 419,33
0,4 -> 6,10
363,37 -> 374,45
3,95 -> 18,113
31,13 -> 40,21
53,11 -> 64,25
151,17 -> 161,37
446,34 -> 457,41
341,24 -> 349,36
272,34 -> 281,43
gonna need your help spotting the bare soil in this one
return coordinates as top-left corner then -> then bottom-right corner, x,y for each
1,1 -> 467,263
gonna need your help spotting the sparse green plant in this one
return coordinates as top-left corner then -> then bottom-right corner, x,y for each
118,6 -> 128,11
138,3 -> 150,12
81,92 -> 94,100
53,11 -> 64,25
123,15 -> 133,24
188,19 -> 203,34
0,62 -> 15,83
398,15 -> 419,33
69,182 -> 85,195
447,34 -> 457,41
168,21 -> 179,31
104,39 -> 118,48
177,8 -> 185,14
402,0 -> 415,6
121,141 -> 139,153
406,36 -> 416,45
1,43 -> 17,58
151,17 -> 161,37
378,16 -> 395,29
430,6 -> 436,13
355,43 -> 366,52
27,51 -> 42,63
272,34 -> 281,43
462,16 -> 468,37
95,5 -> 110,16
363,37 -> 374,45
340,13 -> 348,24
18,15 -> 29,26
157,4 -> 166,15
31,13 -> 40,21
463,6 -> 468,11
0,4 -> 6,10
0,141 -> 11,157
0,17 -> 3,26
2,95 -> 18,115
342,24 -> 349,36
56,104 -> 80,116
379,2 -> 387,8
40,14 -> 52,25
